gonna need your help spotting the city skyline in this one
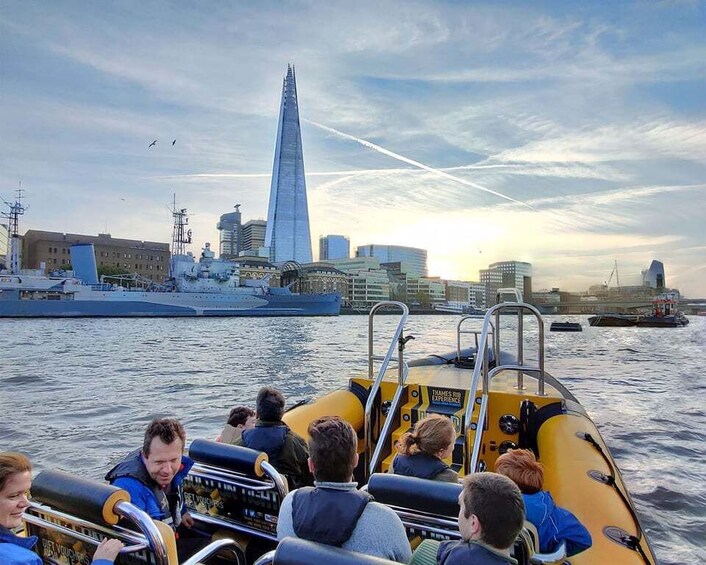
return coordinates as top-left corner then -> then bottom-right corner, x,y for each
1,2 -> 705,295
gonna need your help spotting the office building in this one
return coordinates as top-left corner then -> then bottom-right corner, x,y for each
217,205 -> 242,260
642,260 -> 666,289
319,235 -> 350,260
480,261 -> 532,305
241,220 -> 267,254
330,257 -> 390,308
356,244 -> 427,277
22,230 -> 170,282
264,65 -> 313,264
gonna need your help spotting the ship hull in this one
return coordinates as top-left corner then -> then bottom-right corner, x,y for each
0,289 -> 341,317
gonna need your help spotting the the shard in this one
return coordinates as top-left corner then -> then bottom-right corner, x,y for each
264,65 -> 313,264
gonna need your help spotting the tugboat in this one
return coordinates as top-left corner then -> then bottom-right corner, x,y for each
588,293 -> 688,328
20,289 -> 657,565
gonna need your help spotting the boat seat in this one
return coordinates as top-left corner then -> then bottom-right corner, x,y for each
25,469 -> 180,564
253,537 -> 401,565
183,439 -> 288,543
367,473 -> 462,542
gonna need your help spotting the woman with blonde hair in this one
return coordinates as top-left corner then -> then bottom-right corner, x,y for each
0,452 -> 123,565
391,414 -> 458,483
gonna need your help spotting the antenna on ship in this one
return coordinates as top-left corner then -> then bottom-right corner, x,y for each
1,182 -> 28,275
169,194 -> 192,279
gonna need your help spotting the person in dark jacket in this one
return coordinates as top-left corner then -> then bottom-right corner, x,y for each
1,451 -> 123,565
391,414 -> 458,483
494,449 -> 591,556
232,387 -> 312,489
277,416 -> 411,562
411,472 -> 524,565
105,418 -> 194,530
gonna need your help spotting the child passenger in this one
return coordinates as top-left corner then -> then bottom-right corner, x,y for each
494,449 -> 592,557
391,414 -> 458,483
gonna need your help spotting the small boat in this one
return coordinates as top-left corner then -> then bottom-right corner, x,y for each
550,321 -> 582,332
589,294 -> 688,328
20,289 -> 656,564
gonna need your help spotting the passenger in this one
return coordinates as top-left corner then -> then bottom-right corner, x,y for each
391,414 -> 458,483
217,406 -> 256,443
277,416 -> 412,563
105,418 -> 194,530
412,472 -> 525,565
1,452 -> 123,565
494,449 -> 592,557
232,387 -> 312,489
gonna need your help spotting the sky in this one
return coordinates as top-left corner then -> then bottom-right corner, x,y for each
1,1 -> 705,296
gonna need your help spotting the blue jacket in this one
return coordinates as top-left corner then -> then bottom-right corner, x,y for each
105,449 -> 194,528
438,540 -> 517,565
524,491 -> 592,556
0,526 -> 117,565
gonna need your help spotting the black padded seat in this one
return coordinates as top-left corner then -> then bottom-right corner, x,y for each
270,537 -> 401,565
367,472 -> 462,517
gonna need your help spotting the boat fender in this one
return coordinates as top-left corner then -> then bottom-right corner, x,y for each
31,470 -> 130,525
367,473 -> 461,518
189,439 -> 268,478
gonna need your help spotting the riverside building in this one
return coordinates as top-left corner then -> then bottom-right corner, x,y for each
480,261 -> 532,305
319,234 -> 350,260
264,65 -> 313,264
22,230 -> 170,282
217,205 -> 242,260
356,244 -> 427,277
241,220 -> 267,255
330,257 -> 390,308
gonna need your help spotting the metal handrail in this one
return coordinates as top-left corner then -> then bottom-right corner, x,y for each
253,550 -> 276,565
456,315 -> 496,361
365,301 -> 410,478
181,538 -> 244,565
463,297 -> 546,474
262,460 -> 289,499
115,501 -> 170,565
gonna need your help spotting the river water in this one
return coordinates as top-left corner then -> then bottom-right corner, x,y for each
1,314 -> 704,563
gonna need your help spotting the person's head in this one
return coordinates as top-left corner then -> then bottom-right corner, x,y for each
256,387 -> 286,422
494,449 -> 544,495
227,406 -> 256,430
307,416 -> 358,482
396,414 -> 455,460
141,418 -> 186,489
0,452 -> 32,529
458,472 -> 525,551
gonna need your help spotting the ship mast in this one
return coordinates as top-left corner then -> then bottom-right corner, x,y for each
1,184 -> 27,275
170,195 -> 191,277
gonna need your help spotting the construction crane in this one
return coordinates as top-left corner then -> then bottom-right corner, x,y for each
606,260 -> 620,288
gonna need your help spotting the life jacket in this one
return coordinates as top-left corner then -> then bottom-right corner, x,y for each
241,423 -> 288,467
105,449 -> 193,528
438,540 -> 517,565
291,486 -> 373,546
393,452 -> 450,480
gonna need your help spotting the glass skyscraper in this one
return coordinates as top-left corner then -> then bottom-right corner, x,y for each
265,65 -> 313,264
356,244 -> 428,277
320,234 -> 350,260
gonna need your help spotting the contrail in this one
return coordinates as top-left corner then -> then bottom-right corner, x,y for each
304,119 -> 536,211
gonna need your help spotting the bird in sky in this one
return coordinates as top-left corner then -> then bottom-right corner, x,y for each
172,139 -> 177,146
148,140 -> 157,148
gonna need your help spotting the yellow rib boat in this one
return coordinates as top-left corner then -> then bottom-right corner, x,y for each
22,292 -> 656,564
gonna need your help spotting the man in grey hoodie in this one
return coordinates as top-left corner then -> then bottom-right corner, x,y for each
276,416 -> 412,563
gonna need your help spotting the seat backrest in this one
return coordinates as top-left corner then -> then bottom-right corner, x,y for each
26,470 -> 177,565
183,439 -> 288,541
266,537 -> 401,565
366,473 -> 462,542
